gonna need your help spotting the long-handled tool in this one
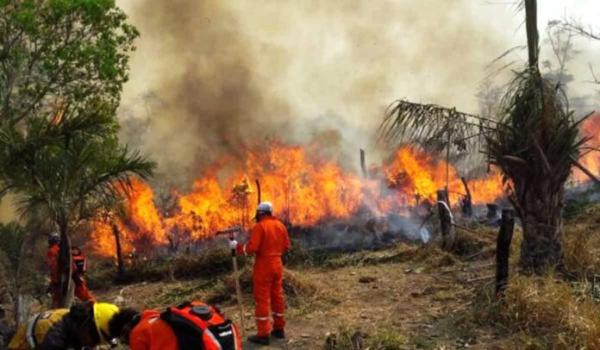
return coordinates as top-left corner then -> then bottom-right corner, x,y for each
216,226 -> 246,336
255,179 -> 261,205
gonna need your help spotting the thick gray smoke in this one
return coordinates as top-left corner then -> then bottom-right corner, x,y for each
115,0 -> 513,188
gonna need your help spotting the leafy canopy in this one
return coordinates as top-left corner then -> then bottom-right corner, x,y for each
0,0 -> 139,126
0,0 -> 153,228
0,221 -> 26,274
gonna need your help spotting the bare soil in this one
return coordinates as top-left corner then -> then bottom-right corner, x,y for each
97,244 -> 503,349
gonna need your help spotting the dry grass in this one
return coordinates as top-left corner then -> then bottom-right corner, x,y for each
87,247 -> 244,290
562,204 -> 600,279
452,223 -> 497,257
325,327 -> 408,350
466,203 -> 600,348
316,243 -> 465,274
207,268 -> 319,306
476,274 -> 600,349
408,245 -> 461,272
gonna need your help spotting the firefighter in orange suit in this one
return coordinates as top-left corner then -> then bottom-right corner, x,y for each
47,233 -> 95,307
71,246 -> 95,303
230,201 -> 290,346
46,233 -> 62,307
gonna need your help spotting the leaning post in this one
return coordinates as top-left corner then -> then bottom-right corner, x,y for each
496,208 -> 515,295
437,189 -> 455,250
360,149 -> 368,178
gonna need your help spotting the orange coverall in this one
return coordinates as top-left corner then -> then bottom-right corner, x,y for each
71,250 -> 94,303
47,244 -> 94,307
236,215 -> 290,337
47,244 -> 61,307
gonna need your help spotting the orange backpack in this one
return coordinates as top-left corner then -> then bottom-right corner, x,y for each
159,301 -> 242,350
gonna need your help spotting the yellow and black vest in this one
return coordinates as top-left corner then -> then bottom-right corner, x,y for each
8,309 -> 69,350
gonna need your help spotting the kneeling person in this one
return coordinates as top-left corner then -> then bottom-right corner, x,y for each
8,302 -> 119,350
109,301 -> 242,350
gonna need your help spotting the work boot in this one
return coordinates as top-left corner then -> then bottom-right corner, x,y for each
248,334 -> 270,346
271,329 -> 285,339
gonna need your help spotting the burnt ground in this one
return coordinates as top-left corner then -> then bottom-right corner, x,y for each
97,242 -> 506,350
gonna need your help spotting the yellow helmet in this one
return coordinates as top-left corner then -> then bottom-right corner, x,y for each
93,302 -> 119,343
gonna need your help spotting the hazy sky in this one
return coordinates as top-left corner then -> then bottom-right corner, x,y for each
2,0 -> 599,222
117,0 -> 600,112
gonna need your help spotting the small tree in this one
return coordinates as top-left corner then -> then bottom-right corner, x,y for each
0,222 -> 27,315
542,22 -> 578,88
0,123 -> 153,306
0,221 -> 46,325
0,0 -> 150,307
0,0 -> 138,126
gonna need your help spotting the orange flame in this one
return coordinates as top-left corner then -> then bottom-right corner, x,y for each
89,178 -> 167,257
88,143 -> 505,257
573,112 -> 600,183
383,146 -> 504,205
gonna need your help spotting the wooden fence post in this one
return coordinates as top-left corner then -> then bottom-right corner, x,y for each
437,189 -> 455,250
112,223 -> 125,281
360,149 -> 368,178
460,177 -> 473,217
496,208 -> 515,295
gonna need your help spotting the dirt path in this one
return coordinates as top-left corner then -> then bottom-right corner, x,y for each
98,253 -> 497,349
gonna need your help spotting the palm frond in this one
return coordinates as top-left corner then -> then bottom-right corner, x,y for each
378,99 -> 495,153
484,68 -> 583,197
2,124 -> 155,224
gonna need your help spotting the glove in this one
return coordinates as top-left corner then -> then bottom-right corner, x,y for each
229,240 -> 238,250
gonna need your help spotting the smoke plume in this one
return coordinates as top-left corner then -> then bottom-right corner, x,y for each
115,0 -> 514,188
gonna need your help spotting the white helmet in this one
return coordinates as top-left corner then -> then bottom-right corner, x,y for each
257,201 -> 273,214
48,232 -> 60,244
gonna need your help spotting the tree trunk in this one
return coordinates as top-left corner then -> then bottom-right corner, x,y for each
525,0 -> 539,69
112,223 -> 125,281
58,221 -> 73,308
360,149 -> 368,178
14,295 -> 32,326
13,234 -> 32,326
519,189 -> 563,273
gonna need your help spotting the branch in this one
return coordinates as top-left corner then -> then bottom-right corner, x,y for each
570,156 -> 600,185
589,64 -> 599,85
532,138 -> 551,174
561,20 -> 600,41
378,99 -> 496,148
0,185 -> 13,198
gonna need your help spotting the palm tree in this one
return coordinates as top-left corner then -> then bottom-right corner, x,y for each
0,110 -> 154,306
380,0 -> 592,273
484,0 -> 588,272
